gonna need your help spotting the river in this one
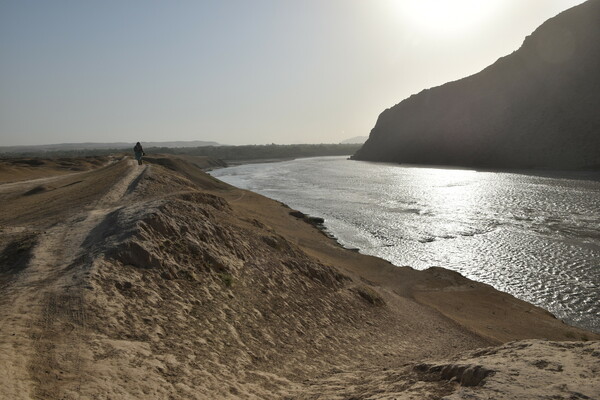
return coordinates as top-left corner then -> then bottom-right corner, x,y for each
210,156 -> 600,333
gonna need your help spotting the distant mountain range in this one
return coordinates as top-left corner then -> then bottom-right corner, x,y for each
0,140 -> 221,153
353,0 -> 600,170
340,136 -> 368,144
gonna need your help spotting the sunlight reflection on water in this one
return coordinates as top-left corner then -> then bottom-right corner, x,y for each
210,156 -> 600,333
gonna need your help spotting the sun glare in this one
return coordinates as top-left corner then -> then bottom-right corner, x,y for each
394,0 -> 501,35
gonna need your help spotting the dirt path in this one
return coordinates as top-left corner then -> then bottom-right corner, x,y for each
0,160 -> 147,400
0,172 -> 83,195
1,154 -> 596,399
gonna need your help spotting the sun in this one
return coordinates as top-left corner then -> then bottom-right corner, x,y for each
393,0 -> 501,35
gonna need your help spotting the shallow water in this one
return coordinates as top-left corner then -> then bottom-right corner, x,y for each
210,156 -> 600,333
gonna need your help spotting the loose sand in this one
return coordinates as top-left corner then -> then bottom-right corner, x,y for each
0,155 -> 598,399
0,156 -> 111,185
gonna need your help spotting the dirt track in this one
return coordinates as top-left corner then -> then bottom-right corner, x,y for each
0,160 -> 147,399
0,155 -> 597,399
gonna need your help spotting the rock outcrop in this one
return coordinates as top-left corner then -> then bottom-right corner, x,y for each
353,0 -> 600,169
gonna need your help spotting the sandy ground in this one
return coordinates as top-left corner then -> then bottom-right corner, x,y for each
0,156 -> 111,184
0,154 -> 598,399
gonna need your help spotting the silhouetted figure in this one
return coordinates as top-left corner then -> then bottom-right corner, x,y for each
133,142 -> 145,165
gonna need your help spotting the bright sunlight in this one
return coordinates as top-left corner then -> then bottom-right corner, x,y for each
393,0 -> 502,35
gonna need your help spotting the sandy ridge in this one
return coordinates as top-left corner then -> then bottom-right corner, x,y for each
0,155 -> 598,399
0,160 -> 147,399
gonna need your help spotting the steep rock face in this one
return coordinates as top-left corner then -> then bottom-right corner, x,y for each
353,0 -> 600,169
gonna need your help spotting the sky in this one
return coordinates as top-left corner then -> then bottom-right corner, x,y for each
0,0 -> 588,146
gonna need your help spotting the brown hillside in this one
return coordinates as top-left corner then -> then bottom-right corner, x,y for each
354,0 -> 600,169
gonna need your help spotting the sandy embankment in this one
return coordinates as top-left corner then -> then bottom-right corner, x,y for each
0,156 -> 111,184
0,154 -> 598,400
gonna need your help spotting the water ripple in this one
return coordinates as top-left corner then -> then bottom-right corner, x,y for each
211,157 -> 600,333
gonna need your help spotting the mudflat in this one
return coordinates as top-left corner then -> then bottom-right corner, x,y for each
0,155 -> 597,399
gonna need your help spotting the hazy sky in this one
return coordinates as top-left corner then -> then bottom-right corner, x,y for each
0,0 -> 588,146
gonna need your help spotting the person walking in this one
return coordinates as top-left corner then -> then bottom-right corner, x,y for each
133,142 -> 145,165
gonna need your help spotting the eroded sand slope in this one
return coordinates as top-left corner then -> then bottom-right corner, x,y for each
0,155 -> 597,399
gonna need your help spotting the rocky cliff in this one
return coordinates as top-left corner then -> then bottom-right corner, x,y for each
353,0 -> 600,169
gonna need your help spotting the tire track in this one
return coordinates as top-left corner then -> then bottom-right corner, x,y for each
0,159 -> 147,400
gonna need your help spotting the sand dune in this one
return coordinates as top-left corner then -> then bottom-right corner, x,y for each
0,155 -> 597,399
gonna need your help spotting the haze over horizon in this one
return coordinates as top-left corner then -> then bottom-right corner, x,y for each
0,0 -> 587,147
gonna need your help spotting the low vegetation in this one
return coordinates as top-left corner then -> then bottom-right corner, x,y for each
0,143 -> 362,161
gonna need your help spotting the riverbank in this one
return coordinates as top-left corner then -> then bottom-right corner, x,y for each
210,156 -> 600,334
0,154 -> 598,399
